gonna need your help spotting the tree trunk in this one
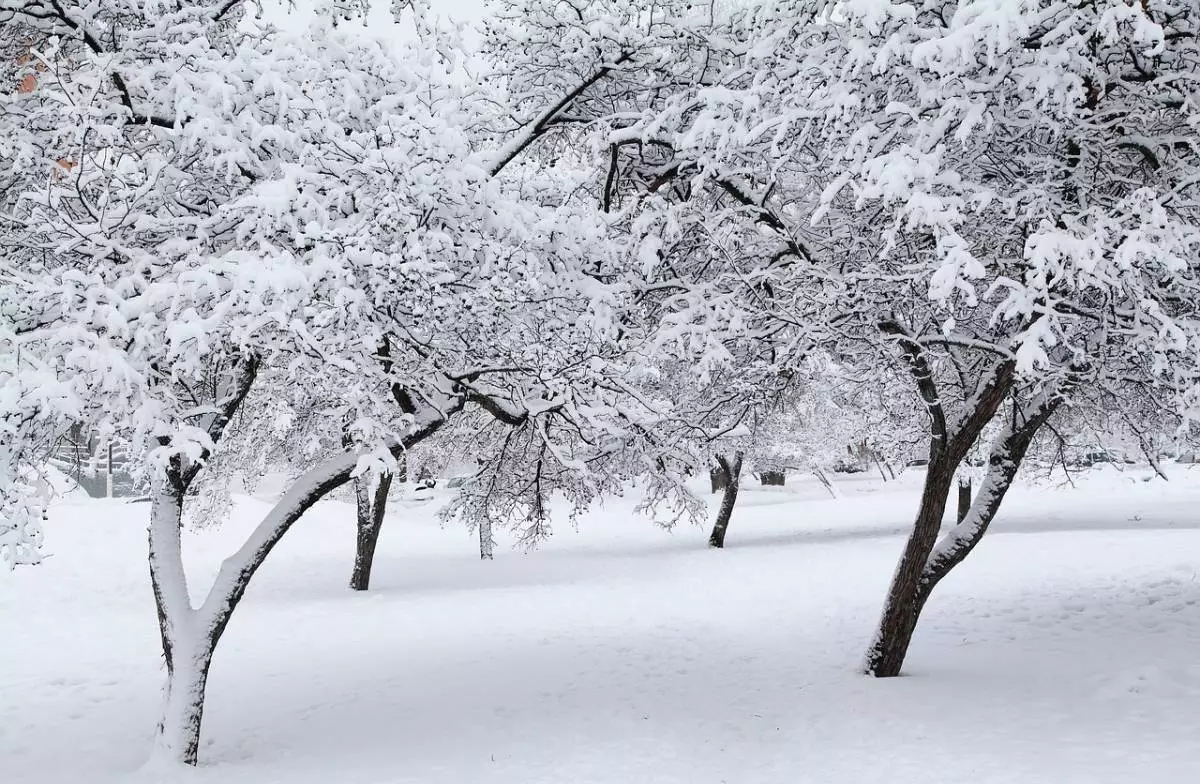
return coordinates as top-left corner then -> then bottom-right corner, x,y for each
144,412 -> 450,766
923,397 -> 1059,586
957,477 -> 972,523
349,471 -> 393,591
864,388 -> 1056,678
479,516 -> 495,560
710,465 -> 728,494
862,455 -> 958,677
863,341 -> 1016,678
154,640 -> 215,766
760,470 -> 785,486
708,452 -> 744,548
148,486 -> 213,767
813,467 -> 839,499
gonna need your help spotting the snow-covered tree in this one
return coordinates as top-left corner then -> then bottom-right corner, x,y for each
700,356 -> 901,547
809,0 -> 1200,677
620,0 -> 1200,675
502,0 -> 1200,675
0,0 -> 708,764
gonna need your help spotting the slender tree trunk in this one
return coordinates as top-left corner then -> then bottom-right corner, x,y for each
708,451 -> 744,548
813,467 -> 839,499
349,471 -> 393,591
1129,427 -> 1169,481
479,516 -> 495,560
957,476 -> 972,523
710,465 -> 728,494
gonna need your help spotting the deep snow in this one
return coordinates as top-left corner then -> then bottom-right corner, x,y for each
4,467 -> 1200,783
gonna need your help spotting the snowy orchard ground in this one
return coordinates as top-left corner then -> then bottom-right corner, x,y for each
4,468 -> 1200,783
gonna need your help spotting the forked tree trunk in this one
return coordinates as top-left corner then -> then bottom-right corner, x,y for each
863,333 -> 1016,678
922,396 -> 1059,590
864,390 -> 1057,677
148,486 -> 213,766
708,451 -> 744,548
349,471 -> 394,591
146,414 -> 448,766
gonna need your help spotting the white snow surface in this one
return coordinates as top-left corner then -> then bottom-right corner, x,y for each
4,467 -> 1200,783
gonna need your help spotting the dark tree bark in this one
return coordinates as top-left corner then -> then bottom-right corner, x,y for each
864,323 -> 1017,678
957,477 -> 972,523
710,465 -> 728,494
349,470 -> 394,591
708,451 -> 744,548
865,384 -> 1058,678
922,395 -> 1059,587
863,399 -> 1055,675
863,456 -> 961,678
760,470 -> 785,486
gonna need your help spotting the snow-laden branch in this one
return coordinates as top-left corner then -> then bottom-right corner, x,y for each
924,390 -> 1061,583
0,504 -> 43,569
195,413 -> 446,640
487,51 -> 635,178
878,318 -> 948,451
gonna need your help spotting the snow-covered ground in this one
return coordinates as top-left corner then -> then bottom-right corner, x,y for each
4,467 -> 1200,783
